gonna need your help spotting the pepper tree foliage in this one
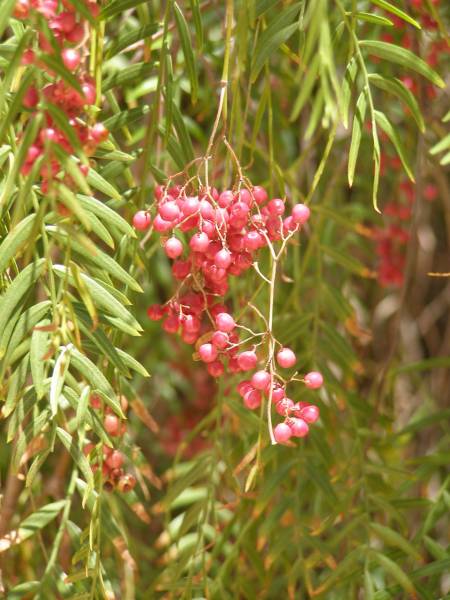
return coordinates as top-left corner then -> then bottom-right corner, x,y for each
0,0 -> 449,598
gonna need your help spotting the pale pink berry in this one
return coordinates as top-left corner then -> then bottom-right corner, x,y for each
218,190 -> 234,208
243,388 -> 262,410
182,314 -> 201,333
276,347 -> 296,369
252,186 -> 268,205
189,232 -> 209,252
291,203 -> 310,225
237,351 -> 258,371
104,415 -> 121,436
251,370 -> 271,391
243,231 -> 263,251
183,196 -> 199,215
106,450 -> 124,469
211,331 -> 229,349
304,371 -> 323,389
215,312 -> 235,333
301,405 -> 320,424
289,418 -> 309,437
91,123 -> 109,143
267,199 -> 285,216
153,214 -> 173,232
198,343 -> 218,363
208,360 -> 224,377
62,48 -> 81,71
159,201 -> 180,221
164,237 -> 183,259
274,422 -> 292,443
237,380 -> 253,397
275,398 -> 294,415
270,384 -> 286,403
214,249 -> 232,269
133,211 -> 151,230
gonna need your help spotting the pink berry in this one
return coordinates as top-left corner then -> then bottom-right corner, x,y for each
237,380 -> 253,397
104,415 -> 121,436
267,199 -> 285,216
243,388 -> 262,410
275,398 -> 294,415
165,237 -> 183,259
289,418 -> 309,437
159,201 -> 180,221
190,232 -> 210,252
208,360 -> 224,377
106,450 -> 124,469
237,351 -> 258,371
182,314 -> 200,333
253,186 -> 268,205
270,384 -> 286,403
304,371 -> 323,390
274,422 -> 292,443
291,203 -> 310,225
198,343 -> 218,363
251,370 -> 271,391
243,231 -> 263,251
62,48 -> 81,71
215,312 -> 235,333
218,190 -> 234,208
153,214 -> 173,232
211,331 -> 229,349
91,123 -> 109,143
147,304 -> 164,320
182,196 -> 199,215
276,347 -> 296,369
133,211 -> 151,230
214,248 -> 232,269
301,405 -> 320,424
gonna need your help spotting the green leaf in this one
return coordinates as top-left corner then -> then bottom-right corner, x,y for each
251,5 -> 301,82
0,0 -> 17,38
430,132 -> 450,156
0,213 -> 37,275
56,428 -> 94,493
103,61 -> 155,92
369,523 -> 421,561
50,344 -> 72,417
370,551 -> 417,596
77,194 -> 136,238
6,581 -> 41,599
370,0 -> 421,29
374,110 -> 414,181
369,73 -> 425,132
0,501 -> 66,553
348,91 -> 366,187
174,2 -> 199,103
189,0 -> 203,50
86,168 -> 121,200
115,347 -> 150,377
76,385 -> 90,428
105,23 -> 159,58
100,0 -> 150,19
30,319 -> 50,400
359,40 -> 445,88
0,259 -> 46,358
352,12 -> 393,26
289,53 -> 320,122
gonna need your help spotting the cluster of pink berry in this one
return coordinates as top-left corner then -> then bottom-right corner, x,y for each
84,395 -> 136,493
134,182 -> 323,444
15,0 -> 109,192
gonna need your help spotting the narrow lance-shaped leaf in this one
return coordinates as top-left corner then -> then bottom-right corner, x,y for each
174,2 -> 199,103
0,213 -> 37,275
348,91 -> 367,187
50,344 -> 72,417
369,73 -> 425,132
374,110 -> 414,182
30,319 -> 51,400
370,0 -> 421,29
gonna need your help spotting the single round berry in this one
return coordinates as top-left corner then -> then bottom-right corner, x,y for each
62,48 -> 81,71
301,404 -> 320,424
275,398 -> 294,416
267,198 -> 285,216
190,232 -> 210,253
237,350 -> 258,371
164,237 -> 183,259
133,211 -> 151,231
211,330 -> 229,349
237,380 -> 253,397
198,343 -> 218,363
291,203 -> 310,225
274,422 -> 292,443
304,371 -> 323,390
270,384 -> 286,403
214,248 -> 232,269
159,201 -> 180,221
104,414 -> 121,436
106,450 -> 124,469
276,347 -> 296,369
289,418 -> 309,437
215,312 -> 235,333
207,360 -> 224,377
252,186 -> 268,205
251,370 -> 271,391
243,388 -> 262,410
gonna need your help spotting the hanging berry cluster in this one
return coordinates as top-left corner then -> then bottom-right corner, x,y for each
15,0 -> 109,193
84,394 -> 136,493
136,181 -> 323,445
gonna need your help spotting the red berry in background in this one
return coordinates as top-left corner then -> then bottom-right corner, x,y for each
211,331 -> 229,349
304,371 -> 323,390
133,211 -> 151,231
276,347 -> 296,369
274,422 -> 292,443
104,414 -> 121,436
106,450 -> 124,469
147,304 -> 165,320
207,360 -> 224,377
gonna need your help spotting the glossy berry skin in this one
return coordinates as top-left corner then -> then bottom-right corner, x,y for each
159,201 -> 180,221
190,232 -> 209,252
106,450 -> 124,469
275,398 -> 294,416
133,211 -> 151,231
215,312 -> 235,333
198,343 -> 218,363
214,248 -> 232,269
274,422 -> 292,443
165,237 -> 183,259
289,418 -> 309,437
301,405 -> 320,424
270,384 -> 286,403
62,48 -> 81,70
304,371 -> 323,389
291,203 -> 310,225
104,415 -> 121,436
252,186 -> 268,205
243,388 -> 262,410
237,350 -> 258,371
276,347 -> 296,369
211,331 -> 229,349
251,370 -> 271,391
